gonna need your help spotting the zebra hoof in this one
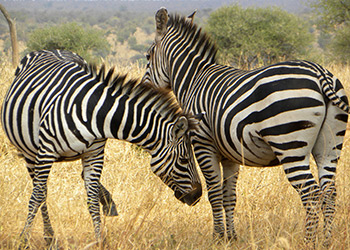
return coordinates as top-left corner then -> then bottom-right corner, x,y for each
18,234 -> 29,250
227,232 -> 238,242
212,232 -> 225,244
303,238 -> 316,250
44,236 -> 59,250
322,238 -> 331,249
102,202 -> 118,216
17,241 -> 29,250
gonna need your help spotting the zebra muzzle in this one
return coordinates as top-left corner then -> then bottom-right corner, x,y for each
175,182 -> 202,206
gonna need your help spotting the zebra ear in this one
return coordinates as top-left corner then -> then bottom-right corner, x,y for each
186,10 -> 197,25
173,116 -> 189,140
155,7 -> 168,44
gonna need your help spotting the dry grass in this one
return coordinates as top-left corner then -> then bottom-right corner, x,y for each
0,62 -> 350,250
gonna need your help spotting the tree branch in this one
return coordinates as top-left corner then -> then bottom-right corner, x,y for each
0,4 -> 19,67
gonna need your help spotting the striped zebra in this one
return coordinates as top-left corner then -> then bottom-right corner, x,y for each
143,8 -> 350,245
1,49 -> 202,248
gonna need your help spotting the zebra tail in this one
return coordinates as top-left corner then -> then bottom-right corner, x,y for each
318,67 -> 350,114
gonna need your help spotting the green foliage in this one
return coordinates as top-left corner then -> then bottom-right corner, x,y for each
205,5 -> 314,68
128,36 -> 149,53
27,22 -> 110,63
117,24 -> 137,43
330,25 -> 350,63
312,0 -> 350,63
312,0 -> 350,28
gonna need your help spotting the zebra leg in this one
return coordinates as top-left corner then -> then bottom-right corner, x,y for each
281,157 -> 321,244
19,158 -> 54,249
81,171 -> 118,216
99,183 -> 118,216
194,147 -> 225,240
312,104 -> 347,245
82,146 -> 106,242
222,160 -> 239,241
26,161 -> 56,247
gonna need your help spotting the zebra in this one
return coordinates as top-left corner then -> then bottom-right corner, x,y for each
1,49 -> 202,248
143,8 -> 350,245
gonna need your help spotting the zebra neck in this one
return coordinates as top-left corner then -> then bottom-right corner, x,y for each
169,46 -> 213,107
89,90 -> 166,151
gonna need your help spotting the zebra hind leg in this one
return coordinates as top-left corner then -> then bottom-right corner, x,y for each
25,161 -> 56,248
40,202 -> 56,247
280,156 -> 321,244
19,160 -> 54,249
311,104 -> 348,247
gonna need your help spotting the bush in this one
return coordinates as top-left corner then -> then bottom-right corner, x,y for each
27,22 -> 110,63
330,25 -> 350,63
205,5 -> 314,68
311,0 -> 350,64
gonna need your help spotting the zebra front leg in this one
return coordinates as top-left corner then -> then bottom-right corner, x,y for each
82,149 -> 106,242
207,183 -> 225,241
282,160 -> 321,244
222,160 -> 240,242
195,149 -> 225,241
19,161 -> 53,249
85,183 -> 102,240
81,171 -> 118,217
99,183 -> 118,216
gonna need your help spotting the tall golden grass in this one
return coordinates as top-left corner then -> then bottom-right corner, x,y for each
0,61 -> 350,250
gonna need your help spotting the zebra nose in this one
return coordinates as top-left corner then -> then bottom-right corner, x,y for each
180,182 -> 202,206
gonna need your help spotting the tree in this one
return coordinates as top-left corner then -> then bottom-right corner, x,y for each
312,0 -> 350,28
205,5 -> 314,68
0,4 -> 19,67
27,22 -> 110,64
311,0 -> 350,63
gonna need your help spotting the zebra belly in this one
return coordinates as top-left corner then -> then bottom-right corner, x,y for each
217,132 -> 278,167
215,106 -> 326,167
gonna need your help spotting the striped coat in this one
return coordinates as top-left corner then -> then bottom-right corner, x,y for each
143,8 -> 349,245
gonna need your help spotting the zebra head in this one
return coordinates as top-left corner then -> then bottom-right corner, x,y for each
149,115 -> 202,206
143,8 -> 207,92
143,7 -> 172,89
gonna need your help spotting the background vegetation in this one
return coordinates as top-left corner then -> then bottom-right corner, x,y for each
205,5 -> 313,67
0,0 -> 348,67
27,22 -> 110,64
311,0 -> 350,64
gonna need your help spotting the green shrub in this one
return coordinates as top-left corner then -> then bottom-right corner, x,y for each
206,5 -> 314,68
311,0 -> 350,63
27,22 -> 110,63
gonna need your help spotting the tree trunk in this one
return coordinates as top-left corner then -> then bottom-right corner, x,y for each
0,4 -> 19,68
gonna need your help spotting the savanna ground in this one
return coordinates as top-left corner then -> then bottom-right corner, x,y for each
0,62 -> 350,250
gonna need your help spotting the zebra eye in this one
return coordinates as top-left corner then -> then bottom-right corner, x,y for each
146,54 -> 150,60
179,157 -> 189,164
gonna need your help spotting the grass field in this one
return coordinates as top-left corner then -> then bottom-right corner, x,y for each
1,61 -> 350,250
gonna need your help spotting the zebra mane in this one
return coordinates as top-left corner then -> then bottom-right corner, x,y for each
168,13 -> 218,64
88,64 -> 199,130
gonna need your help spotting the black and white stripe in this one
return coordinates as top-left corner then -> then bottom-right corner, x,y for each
143,8 -> 349,245
2,49 -> 202,247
